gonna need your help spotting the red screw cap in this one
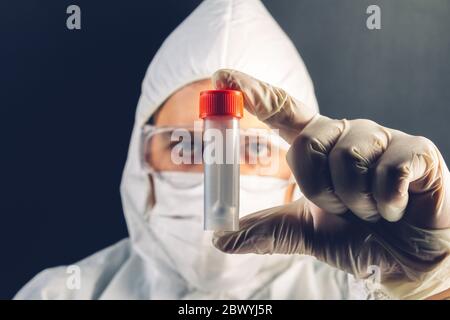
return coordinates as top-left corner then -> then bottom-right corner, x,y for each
199,90 -> 244,119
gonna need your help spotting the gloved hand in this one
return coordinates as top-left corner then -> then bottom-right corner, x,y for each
212,69 -> 450,300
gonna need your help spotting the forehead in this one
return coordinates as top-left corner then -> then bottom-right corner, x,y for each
154,79 -> 269,129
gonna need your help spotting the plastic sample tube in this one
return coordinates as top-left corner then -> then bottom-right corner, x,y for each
199,90 -> 244,231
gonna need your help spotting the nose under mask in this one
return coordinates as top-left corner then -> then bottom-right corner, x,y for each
151,171 -> 290,218
147,171 -> 292,291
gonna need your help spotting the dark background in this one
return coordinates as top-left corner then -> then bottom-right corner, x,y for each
1,0 -> 449,299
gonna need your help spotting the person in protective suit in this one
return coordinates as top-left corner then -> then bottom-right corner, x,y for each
16,0 -> 450,300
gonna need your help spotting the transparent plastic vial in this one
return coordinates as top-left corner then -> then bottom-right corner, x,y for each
199,90 -> 244,231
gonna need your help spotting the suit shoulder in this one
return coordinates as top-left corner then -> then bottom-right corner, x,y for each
14,239 -> 131,300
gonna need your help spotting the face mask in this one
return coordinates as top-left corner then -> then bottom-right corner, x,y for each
147,171 -> 290,292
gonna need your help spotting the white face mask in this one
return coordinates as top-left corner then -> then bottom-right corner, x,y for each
148,171 -> 290,292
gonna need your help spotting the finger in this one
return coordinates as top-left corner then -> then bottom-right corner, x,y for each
287,116 -> 347,214
212,200 -> 315,255
212,69 -> 317,143
212,197 -> 375,278
373,133 -> 442,223
328,119 -> 391,222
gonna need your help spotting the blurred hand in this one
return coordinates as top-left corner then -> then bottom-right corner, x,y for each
212,69 -> 450,299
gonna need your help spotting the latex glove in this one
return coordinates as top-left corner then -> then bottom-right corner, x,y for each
212,69 -> 450,300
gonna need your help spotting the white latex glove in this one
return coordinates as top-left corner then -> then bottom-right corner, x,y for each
212,69 -> 450,300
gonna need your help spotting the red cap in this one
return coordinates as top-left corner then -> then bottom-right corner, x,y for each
199,90 -> 244,119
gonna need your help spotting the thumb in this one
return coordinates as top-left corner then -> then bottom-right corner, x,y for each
212,69 -> 318,144
212,197 -> 372,277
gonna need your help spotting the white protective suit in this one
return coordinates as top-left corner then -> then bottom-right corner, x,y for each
15,0 -> 367,300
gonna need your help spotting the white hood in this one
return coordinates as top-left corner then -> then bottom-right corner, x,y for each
120,0 -> 319,272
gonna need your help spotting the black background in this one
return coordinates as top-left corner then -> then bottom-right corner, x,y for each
1,0 -> 449,299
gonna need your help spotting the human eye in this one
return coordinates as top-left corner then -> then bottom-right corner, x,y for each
244,136 -> 272,164
247,141 -> 268,157
170,138 -> 190,150
169,131 -> 203,161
